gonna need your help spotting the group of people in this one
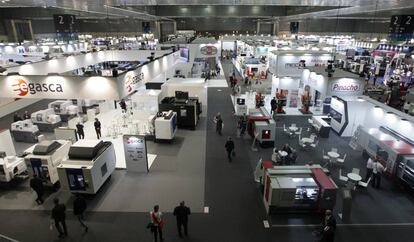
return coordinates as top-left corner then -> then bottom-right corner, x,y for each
13,110 -> 31,122
75,118 -> 101,140
149,202 -> 192,242
29,175 -> 88,238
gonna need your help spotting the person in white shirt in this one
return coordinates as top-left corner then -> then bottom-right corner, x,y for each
372,158 -> 386,189
150,205 -> 164,242
365,156 -> 374,181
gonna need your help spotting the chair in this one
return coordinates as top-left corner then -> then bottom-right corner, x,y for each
292,123 -> 297,127
358,177 -> 371,188
339,169 -> 349,182
308,118 -> 313,124
298,136 -> 306,149
322,149 -> 330,161
351,168 -> 360,175
337,154 -> 347,164
331,148 -> 338,153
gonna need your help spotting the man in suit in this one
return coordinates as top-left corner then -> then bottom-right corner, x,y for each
30,174 -> 44,204
173,201 -> 191,237
51,198 -> 68,238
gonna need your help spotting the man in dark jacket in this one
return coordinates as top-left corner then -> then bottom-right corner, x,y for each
51,198 -> 67,238
73,194 -> 88,232
119,99 -> 127,112
173,201 -> 191,237
94,118 -> 101,139
30,174 -> 44,204
225,137 -> 235,162
317,209 -> 336,242
76,122 -> 85,140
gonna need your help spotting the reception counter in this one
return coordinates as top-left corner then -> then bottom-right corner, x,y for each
311,116 -> 331,138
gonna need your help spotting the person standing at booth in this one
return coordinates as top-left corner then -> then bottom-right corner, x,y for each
76,122 -> 85,140
214,113 -> 223,135
270,97 -> 277,115
94,118 -> 102,139
365,156 -> 374,182
23,111 -> 31,120
372,159 -> 386,189
119,99 -> 127,112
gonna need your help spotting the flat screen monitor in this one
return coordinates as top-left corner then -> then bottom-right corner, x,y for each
179,47 -> 190,62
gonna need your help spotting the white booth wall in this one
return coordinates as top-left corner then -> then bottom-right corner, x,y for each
0,130 -> 16,156
161,78 -> 207,107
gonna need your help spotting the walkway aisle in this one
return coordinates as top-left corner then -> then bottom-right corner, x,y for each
201,59 -> 271,241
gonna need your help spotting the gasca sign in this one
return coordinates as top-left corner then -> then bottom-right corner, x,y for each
12,78 -> 63,96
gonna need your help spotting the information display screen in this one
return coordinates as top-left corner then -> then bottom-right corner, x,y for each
329,108 -> 342,123
388,15 -> 414,41
53,14 -> 79,33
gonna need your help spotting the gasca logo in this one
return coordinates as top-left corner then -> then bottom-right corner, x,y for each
12,78 -> 63,96
12,79 -> 29,96
124,71 -> 144,93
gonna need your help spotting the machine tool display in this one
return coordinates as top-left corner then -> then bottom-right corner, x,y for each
11,119 -> 42,143
31,108 -> 62,132
0,152 -> 27,182
24,140 -> 71,188
57,139 -> 116,194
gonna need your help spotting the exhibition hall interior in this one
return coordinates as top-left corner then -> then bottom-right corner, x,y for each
2,0 -> 414,242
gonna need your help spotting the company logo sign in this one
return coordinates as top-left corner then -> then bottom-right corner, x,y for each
124,71 -> 145,93
127,136 -> 144,144
12,78 -> 63,96
200,45 -> 218,56
332,83 -> 360,92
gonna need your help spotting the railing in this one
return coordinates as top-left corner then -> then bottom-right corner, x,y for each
0,234 -> 19,242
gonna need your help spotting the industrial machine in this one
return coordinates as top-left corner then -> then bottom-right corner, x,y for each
247,107 -> 275,147
0,152 -> 27,182
24,140 -> 71,188
353,125 -> 414,190
153,111 -> 177,142
57,140 -> 116,194
31,108 -> 62,132
235,98 -> 247,116
48,100 -> 79,122
159,93 -> 201,130
11,120 -> 42,143
79,99 -> 99,114
262,165 -> 337,213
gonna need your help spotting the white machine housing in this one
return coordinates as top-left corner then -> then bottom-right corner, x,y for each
0,154 -> 27,182
31,108 -> 61,124
57,140 -> 116,194
154,111 -> 177,141
11,120 -> 39,132
48,100 -> 79,115
24,140 -> 71,186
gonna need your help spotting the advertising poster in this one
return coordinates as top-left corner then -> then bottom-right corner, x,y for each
123,135 -> 148,172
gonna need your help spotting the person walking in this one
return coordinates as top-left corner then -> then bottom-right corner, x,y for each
173,201 -> 191,238
76,122 -> 85,140
372,159 -> 386,189
94,118 -> 101,139
73,194 -> 88,232
225,137 -> 235,162
214,113 -> 223,135
51,198 -> 68,238
150,205 -> 164,242
30,174 -> 44,204
365,156 -> 374,181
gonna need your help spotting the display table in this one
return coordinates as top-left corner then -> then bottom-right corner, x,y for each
347,173 -> 362,182
302,137 -> 313,143
327,151 -> 340,159
278,151 -> 288,157
311,116 -> 331,138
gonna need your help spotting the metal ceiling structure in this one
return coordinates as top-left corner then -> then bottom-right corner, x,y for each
0,0 -> 413,22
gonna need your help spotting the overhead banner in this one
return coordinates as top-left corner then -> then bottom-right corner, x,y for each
117,52 -> 179,98
123,135 -> 148,172
0,75 -> 119,100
